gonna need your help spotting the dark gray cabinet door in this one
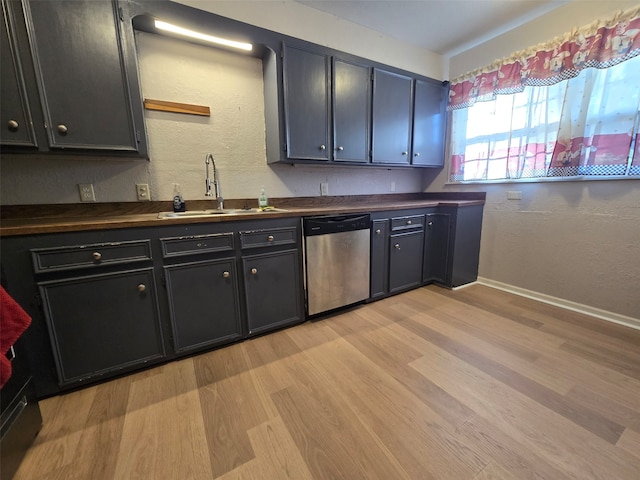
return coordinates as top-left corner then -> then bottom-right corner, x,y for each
243,249 -> 302,335
412,80 -> 446,167
423,213 -> 451,284
389,230 -> 424,293
448,204 -> 484,287
1,0 -> 36,147
372,69 -> 413,165
283,44 -> 330,161
23,0 -> 140,152
38,268 -> 165,385
164,258 -> 243,354
333,59 -> 370,163
370,219 -> 389,299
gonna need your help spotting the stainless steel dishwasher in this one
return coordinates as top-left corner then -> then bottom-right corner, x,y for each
303,214 -> 371,316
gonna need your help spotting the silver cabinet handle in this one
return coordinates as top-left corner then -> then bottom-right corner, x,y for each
394,243 -> 401,250
428,221 -> 433,227
251,268 -> 258,275
407,220 -> 412,225
8,119 -> 19,130
137,284 -> 146,292
414,152 -> 421,157
319,144 -> 326,150
375,229 -> 381,234
57,124 -> 68,134
337,146 -> 344,151
267,235 -> 274,242
402,151 -> 408,156
222,271 -> 230,278
93,252 -> 102,261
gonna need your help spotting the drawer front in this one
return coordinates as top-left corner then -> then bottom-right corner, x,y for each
391,214 -> 425,231
160,233 -> 234,258
31,240 -> 152,273
240,226 -> 297,249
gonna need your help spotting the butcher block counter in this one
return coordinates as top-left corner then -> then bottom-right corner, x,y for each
0,192 -> 485,236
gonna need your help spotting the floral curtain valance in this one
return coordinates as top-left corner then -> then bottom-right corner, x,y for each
448,6 -> 640,111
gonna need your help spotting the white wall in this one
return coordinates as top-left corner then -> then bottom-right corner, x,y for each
0,0 -> 439,206
427,1 -> 640,320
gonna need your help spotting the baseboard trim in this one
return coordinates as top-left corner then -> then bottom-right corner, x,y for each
477,277 -> 640,331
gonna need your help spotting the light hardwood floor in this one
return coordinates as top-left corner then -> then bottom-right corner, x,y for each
13,284 -> 640,479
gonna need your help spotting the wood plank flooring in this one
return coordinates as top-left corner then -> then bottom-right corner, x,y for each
13,284 -> 640,479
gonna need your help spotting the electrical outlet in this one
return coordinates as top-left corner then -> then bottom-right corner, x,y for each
320,182 -> 329,196
78,183 -> 96,202
507,190 -> 522,200
390,181 -> 396,192
136,183 -> 151,201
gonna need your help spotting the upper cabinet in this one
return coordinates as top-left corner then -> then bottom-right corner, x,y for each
371,69 -> 413,165
1,0 -> 37,147
333,58 -> 370,163
0,0 -> 147,156
282,44 -> 331,161
411,79 -> 447,167
273,41 -> 446,168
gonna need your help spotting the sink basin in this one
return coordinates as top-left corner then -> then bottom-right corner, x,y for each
157,208 -> 289,219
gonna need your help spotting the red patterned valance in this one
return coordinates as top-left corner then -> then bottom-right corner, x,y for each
448,6 -> 640,110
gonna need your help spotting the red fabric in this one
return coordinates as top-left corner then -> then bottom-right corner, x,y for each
449,10 -> 640,110
0,286 -> 32,387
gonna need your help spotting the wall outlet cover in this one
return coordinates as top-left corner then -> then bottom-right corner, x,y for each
78,183 -> 96,202
507,191 -> 522,200
320,182 -> 329,196
136,183 -> 151,201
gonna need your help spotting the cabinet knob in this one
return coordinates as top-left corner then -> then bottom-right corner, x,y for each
402,151 -> 408,156
407,220 -> 412,225
375,229 -> 381,234
319,144 -> 326,150
394,243 -> 401,250
137,284 -> 146,292
92,252 -> 102,261
57,124 -> 68,134
337,146 -> 344,151
428,221 -> 433,227
251,268 -> 258,275
267,235 -> 274,242
7,119 -> 19,131
414,152 -> 421,157
223,271 -> 230,278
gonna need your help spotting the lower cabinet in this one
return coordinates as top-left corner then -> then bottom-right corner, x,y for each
423,212 -> 451,284
370,219 -> 389,299
164,257 -> 242,354
243,249 -> 302,335
389,229 -> 425,293
371,204 -> 483,299
39,268 -> 165,385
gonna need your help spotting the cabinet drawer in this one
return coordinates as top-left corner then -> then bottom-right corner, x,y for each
391,214 -> 425,231
160,233 -> 234,258
31,240 -> 152,273
240,227 -> 297,249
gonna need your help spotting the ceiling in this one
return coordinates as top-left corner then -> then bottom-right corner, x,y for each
294,0 -> 570,56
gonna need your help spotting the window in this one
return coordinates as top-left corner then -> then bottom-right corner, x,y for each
449,55 -> 640,182
447,6 -> 640,183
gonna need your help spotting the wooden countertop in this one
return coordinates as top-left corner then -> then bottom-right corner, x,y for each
0,193 -> 485,236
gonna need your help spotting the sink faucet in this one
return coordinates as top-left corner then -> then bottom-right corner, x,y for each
205,153 -> 223,210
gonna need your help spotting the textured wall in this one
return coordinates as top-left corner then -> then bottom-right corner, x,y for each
0,3 -> 433,205
427,0 -> 640,320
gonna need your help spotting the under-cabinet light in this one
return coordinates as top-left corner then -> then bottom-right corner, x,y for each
154,20 -> 253,52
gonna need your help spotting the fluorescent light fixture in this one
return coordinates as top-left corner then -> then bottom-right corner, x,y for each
154,20 -> 252,52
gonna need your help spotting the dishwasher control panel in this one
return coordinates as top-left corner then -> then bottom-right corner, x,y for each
303,214 -> 371,236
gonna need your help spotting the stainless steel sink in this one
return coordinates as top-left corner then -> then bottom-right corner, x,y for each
157,208 -> 288,219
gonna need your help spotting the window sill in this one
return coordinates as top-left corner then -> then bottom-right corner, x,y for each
446,175 -> 639,185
